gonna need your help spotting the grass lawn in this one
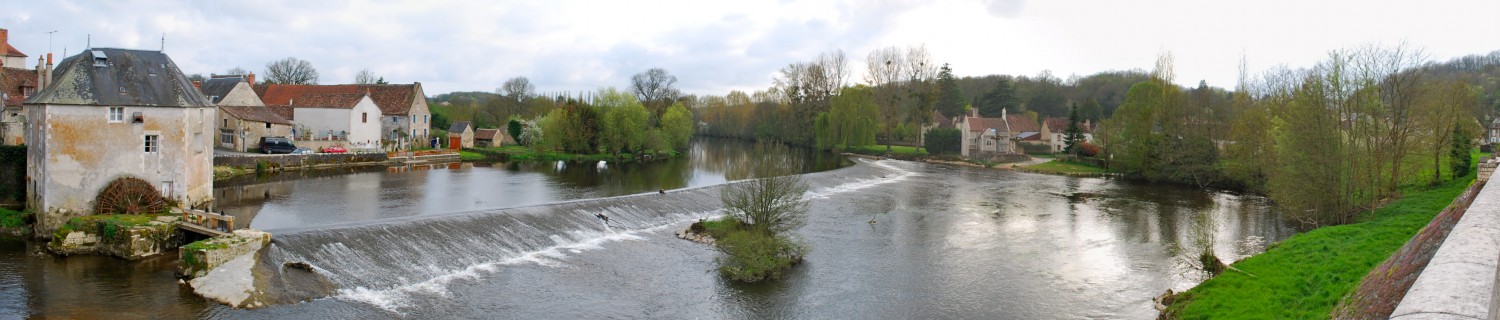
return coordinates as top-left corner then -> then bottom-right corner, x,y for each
843,145 -> 928,157
459,150 -> 485,161
1022,160 -> 1106,174
465,146 -> 679,162
1166,151 -> 1486,319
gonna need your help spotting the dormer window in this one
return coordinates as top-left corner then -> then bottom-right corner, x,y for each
92,50 -> 108,67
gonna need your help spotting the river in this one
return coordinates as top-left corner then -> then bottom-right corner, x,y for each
0,139 -> 1293,319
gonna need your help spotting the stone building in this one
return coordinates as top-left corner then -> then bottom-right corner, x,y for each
256,83 -> 431,150
448,121 -> 473,149
24,48 -> 216,235
198,74 -> 293,152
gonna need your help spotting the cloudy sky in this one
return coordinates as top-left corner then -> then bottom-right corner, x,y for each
2,0 -> 1496,96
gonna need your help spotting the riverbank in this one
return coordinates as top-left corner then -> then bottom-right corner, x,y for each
1016,159 -> 1114,177
1162,167 -> 1479,318
460,146 -> 680,162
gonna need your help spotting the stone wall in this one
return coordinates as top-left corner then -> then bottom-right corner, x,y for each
47,215 -> 184,260
1387,168 -> 1500,319
179,229 -> 271,279
214,153 -> 388,171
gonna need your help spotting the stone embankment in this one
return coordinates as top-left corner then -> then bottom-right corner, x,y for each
1383,157 -> 1500,319
47,214 -> 183,260
180,229 -> 276,308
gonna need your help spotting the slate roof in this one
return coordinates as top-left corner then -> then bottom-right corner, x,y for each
23,48 -> 213,107
199,77 -> 246,104
219,105 -> 292,125
289,93 -> 366,109
474,128 -> 498,140
448,121 -> 470,133
255,83 -> 423,115
1,67 -> 37,108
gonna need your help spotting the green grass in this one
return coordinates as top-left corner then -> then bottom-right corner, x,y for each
459,150 -> 485,161
1023,160 -> 1106,174
1167,152 -> 1484,319
0,208 -> 28,228
842,145 -> 929,157
51,213 -> 169,241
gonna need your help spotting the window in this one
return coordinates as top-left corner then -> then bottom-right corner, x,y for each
265,122 -> 271,129
392,116 -> 398,123
220,131 -> 233,144
22,87 -> 33,98
109,107 -> 124,122
424,115 -> 429,123
144,135 -> 159,153
223,119 -> 229,127
362,112 -> 368,123
423,128 -> 428,136
194,132 -> 203,153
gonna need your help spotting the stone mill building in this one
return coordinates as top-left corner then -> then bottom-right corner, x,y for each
24,48 -> 215,235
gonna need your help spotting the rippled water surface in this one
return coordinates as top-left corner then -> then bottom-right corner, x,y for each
0,139 -> 1292,319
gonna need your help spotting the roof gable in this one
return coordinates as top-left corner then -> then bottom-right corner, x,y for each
1,67 -> 37,108
475,128 -> 499,140
449,121 -> 471,133
199,77 -> 245,103
23,48 -> 213,107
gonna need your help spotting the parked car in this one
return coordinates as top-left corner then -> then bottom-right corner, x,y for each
292,148 -> 314,155
321,146 -> 348,154
259,137 -> 299,154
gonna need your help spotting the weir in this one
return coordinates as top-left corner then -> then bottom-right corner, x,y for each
244,158 -> 914,308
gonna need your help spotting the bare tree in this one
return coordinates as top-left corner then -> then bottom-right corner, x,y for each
264,57 -> 319,85
720,143 -> 810,235
225,67 -> 248,76
354,68 -> 378,85
499,76 -> 536,102
631,68 -> 681,113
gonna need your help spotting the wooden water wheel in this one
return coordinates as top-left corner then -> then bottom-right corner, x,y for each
94,177 -> 168,215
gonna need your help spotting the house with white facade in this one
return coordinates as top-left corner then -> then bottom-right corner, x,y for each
1040,117 -> 1093,153
268,93 -> 382,149
24,48 -> 216,234
956,108 -> 1038,157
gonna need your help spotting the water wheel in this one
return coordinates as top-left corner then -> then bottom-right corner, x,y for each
94,177 -> 168,215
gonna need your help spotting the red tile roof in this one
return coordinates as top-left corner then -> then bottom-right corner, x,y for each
1042,117 -> 1092,134
266,104 -> 296,121
965,117 -> 1008,133
220,105 -> 293,125
1005,115 -> 1040,132
255,83 -> 423,115
1,67 -> 37,108
290,93 -> 365,109
3,43 -> 25,57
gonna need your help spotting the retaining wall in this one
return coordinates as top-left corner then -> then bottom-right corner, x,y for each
214,153 -> 389,170
1390,159 -> 1500,319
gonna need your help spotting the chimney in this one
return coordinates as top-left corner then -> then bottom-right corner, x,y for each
43,53 -> 53,89
247,72 -> 255,85
971,107 -> 978,118
193,80 -> 201,89
1001,108 -> 1007,120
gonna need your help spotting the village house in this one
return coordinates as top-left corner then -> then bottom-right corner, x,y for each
256,83 -> 432,150
0,29 -> 51,145
1039,117 -> 1093,153
267,93 -> 383,149
955,108 -> 1039,158
474,128 -> 498,147
198,74 -> 293,152
448,121 -> 474,149
24,48 -> 216,234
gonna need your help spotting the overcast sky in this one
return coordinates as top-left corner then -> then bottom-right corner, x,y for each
2,0 -> 1496,96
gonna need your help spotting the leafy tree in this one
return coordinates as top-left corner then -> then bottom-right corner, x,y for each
923,128 -> 962,155
978,77 -> 1019,117
264,57 -> 319,84
596,88 -> 651,154
1451,125 -> 1472,178
828,86 -> 879,147
507,118 -> 524,146
935,63 -> 964,117
659,102 -> 695,150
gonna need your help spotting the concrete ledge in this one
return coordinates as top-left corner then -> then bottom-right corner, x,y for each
213,153 -> 388,170
1392,169 -> 1500,319
179,229 -> 271,278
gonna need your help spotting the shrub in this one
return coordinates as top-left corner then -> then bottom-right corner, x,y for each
714,229 -> 807,282
923,128 -> 962,155
0,208 -> 28,228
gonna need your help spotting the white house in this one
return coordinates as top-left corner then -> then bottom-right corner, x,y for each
24,48 -> 216,234
274,93 -> 382,149
256,83 -> 431,149
1040,117 -> 1093,153
957,108 -> 1039,157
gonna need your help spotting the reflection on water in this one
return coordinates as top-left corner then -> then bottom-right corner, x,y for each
0,150 -> 1293,319
213,138 -> 847,231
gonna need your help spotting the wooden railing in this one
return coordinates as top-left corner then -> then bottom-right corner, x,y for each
180,210 -> 235,236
